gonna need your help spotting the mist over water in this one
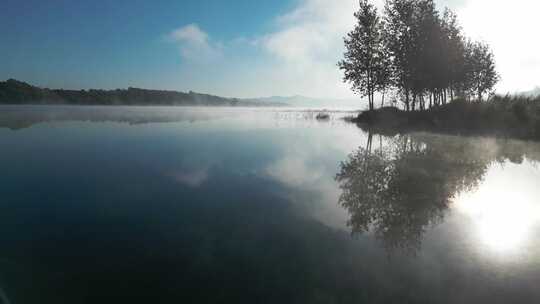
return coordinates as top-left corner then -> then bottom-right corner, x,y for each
1,106 -> 539,303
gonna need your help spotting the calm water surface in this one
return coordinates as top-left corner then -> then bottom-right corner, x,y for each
1,106 -> 539,303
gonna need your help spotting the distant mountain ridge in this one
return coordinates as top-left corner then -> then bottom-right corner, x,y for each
518,87 -> 540,98
248,95 -> 365,109
0,79 -> 286,107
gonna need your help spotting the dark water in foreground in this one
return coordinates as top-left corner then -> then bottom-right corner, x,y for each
1,106 -> 540,303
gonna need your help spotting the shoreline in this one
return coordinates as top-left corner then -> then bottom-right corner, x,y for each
347,98 -> 540,141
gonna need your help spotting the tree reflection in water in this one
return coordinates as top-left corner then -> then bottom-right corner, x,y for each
334,133 -> 520,254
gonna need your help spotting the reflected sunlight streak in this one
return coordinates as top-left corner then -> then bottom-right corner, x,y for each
453,161 -> 540,255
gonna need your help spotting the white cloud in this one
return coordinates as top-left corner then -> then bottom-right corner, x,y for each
265,155 -> 324,187
455,0 -> 540,93
251,0 -> 363,98
170,168 -> 209,187
255,0 -> 540,96
262,0 -> 352,63
166,0 -> 539,97
261,129 -> 366,229
168,24 -> 222,63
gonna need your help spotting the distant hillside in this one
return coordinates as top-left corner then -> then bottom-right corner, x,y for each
248,95 -> 365,109
0,79 -> 285,107
518,87 -> 540,98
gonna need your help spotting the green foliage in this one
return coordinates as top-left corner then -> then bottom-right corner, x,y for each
463,41 -> 500,101
0,79 -> 61,104
0,79 -> 267,106
354,95 -> 540,140
340,0 -> 500,111
338,0 -> 390,111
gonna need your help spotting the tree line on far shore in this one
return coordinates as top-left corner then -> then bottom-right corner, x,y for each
0,79 -> 284,107
339,0 -> 499,111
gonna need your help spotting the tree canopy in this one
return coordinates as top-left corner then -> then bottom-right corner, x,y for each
338,0 -> 391,111
340,0 -> 500,111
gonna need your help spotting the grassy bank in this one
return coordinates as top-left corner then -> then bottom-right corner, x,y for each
351,95 -> 540,140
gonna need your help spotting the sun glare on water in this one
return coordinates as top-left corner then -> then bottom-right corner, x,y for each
453,161 -> 540,255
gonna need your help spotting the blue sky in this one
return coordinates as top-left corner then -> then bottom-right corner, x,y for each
1,0 -> 293,96
1,0 -> 539,98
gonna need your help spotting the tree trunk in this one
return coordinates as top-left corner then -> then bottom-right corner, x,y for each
443,89 -> 447,104
366,133 -> 373,153
370,89 -> 374,110
367,74 -> 373,111
405,89 -> 410,112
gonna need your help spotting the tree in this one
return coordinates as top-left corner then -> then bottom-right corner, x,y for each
341,0 -> 499,109
339,0 -> 389,111
375,39 -> 394,108
411,0 -> 443,109
464,41 -> 499,101
441,8 -> 466,102
383,0 -> 417,111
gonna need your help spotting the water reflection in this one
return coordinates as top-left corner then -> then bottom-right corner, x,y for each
336,132 -> 540,253
0,105 -> 356,130
0,105 -> 221,129
454,162 -> 540,254
2,107 -> 540,302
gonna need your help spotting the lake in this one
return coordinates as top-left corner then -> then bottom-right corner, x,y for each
1,106 -> 539,303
